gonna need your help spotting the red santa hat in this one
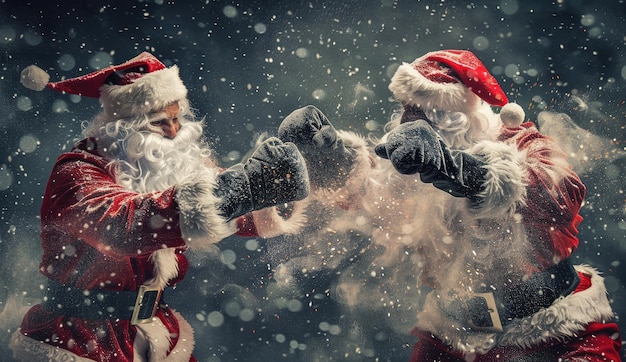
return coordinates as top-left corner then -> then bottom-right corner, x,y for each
389,49 -> 509,113
20,52 -> 188,119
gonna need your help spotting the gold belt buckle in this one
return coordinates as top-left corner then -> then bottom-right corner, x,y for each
131,285 -> 162,325
465,292 -> 503,332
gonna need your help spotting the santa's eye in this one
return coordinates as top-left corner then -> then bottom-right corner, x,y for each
150,119 -> 167,126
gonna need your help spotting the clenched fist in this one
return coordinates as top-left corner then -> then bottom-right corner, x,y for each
375,119 -> 487,199
215,137 -> 310,220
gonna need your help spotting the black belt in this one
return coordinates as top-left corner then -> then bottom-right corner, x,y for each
41,280 -> 165,325
443,259 -> 580,332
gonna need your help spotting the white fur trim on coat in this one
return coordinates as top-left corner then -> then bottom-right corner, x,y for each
417,264 -> 615,355
145,248 -> 180,290
99,66 -> 188,119
389,62 -> 480,113
176,167 -> 237,250
469,140 -> 528,218
134,310 -> 195,362
498,264 -> 614,349
10,312 -> 195,362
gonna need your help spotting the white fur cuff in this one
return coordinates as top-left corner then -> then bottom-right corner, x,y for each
176,168 -> 236,250
470,140 -> 527,218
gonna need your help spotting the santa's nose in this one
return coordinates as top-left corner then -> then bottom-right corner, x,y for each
161,120 -> 181,139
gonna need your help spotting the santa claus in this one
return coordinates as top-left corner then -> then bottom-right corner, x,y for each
277,50 -> 622,361
11,52 -> 310,361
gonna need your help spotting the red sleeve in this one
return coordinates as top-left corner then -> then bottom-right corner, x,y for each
508,124 -> 586,263
235,214 -> 259,237
41,155 -> 186,259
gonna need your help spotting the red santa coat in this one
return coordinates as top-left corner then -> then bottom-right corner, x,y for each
404,122 -> 621,360
13,138 -> 308,361
38,140 -> 190,290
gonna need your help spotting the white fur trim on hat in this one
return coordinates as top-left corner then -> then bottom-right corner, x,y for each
99,65 -> 188,119
388,62 -> 480,113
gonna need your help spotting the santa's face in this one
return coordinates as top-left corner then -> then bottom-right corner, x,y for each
105,100 -> 215,193
146,102 -> 181,139
401,105 -> 429,124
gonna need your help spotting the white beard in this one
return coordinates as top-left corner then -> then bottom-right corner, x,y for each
111,121 -> 217,193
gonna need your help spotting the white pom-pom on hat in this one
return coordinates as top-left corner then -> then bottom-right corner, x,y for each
18,52 -> 188,119
20,65 -> 50,91
499,103 -> 525,127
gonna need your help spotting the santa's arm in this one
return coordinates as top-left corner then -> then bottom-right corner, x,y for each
45,138 -> 310,258
513,127 -> 586,260
467,123 -> 585,261
180,137 -> 310,243
374,118 -> 528,218
44,154 -> 252,257
43,158 -> 191,258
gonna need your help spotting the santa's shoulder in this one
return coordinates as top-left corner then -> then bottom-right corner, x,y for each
54,138 -> 111,169
498,121 -> 551,143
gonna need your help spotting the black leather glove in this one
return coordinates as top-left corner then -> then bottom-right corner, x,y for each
278,105 -> 355,189
374,119 -> 487,199
215,137 -> 310,220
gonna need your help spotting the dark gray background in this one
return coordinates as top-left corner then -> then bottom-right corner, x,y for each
1,0 -> 624,360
